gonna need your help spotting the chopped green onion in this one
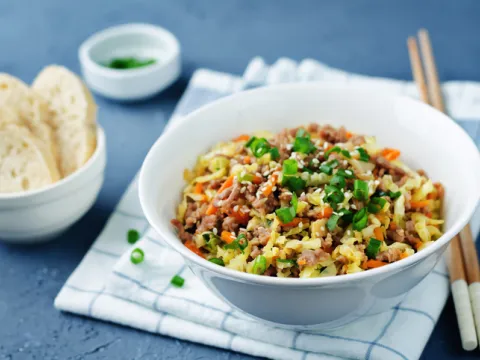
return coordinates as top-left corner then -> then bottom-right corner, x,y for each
270,147 -> 280,161
366,238 -> 382,259
328,159 -> 339,168
352,208 -> 368,231
338,208 -> 353,223
319,163 -> 333,175
296,128 -> 309,139
245,136 -> 257,148
327,214 -> 340,231
127,229 -> 140,244
330,175 -> 346,188
238,173 -> 254,183
224,234 -> 248,253
248,138 -> 271,158
336,168 -> 356,179
171,275 -> 185,287
356,147 -> 370,162
277,258 -> 296,266
374,190 -> 387,197
389,191 -> 402,199
324,185 -> 345,205
130,248 -> 145,264
303,168 -> 314,174
252,255 -> 267,274
202,232 -> 221,252
368,197 -> 388,214
282,176 -> 306,192
325,146 -> 341,158
293,136 -> 316,154
282,159 -> 298,175
106,57 -> 156,69
276,206 -> 296,224
341,149 -> 351,158
291,192 -> 298,212
353,180 -> 369,201
209,258 -> 225,266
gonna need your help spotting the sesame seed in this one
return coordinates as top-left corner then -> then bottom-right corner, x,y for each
319,151 -> 325,156
286,144 -> 293,150
240,187 -> 246,193
301,192 -> 305,197
345,170 -> 353,175
315,232 -> 320,237
240,171 -> 246,177
366,170 -> 372,175
213,228 -> 218,235
341,188 -> 345,193
323,142 -> 330,149
233,205 -> 239,212
217,200 -> 223,206
343,160 -> 348,166
321,227 -> 326,231
347,230 -> 351,236
312,158 -> 319,165
351,204 -> 357,210
231,232 -> 236,236
263,171 -> 270,176
256,172 -> 262,177
374,180 -> 380,185
298,222 -> 303,229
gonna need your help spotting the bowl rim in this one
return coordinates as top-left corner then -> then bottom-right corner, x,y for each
0,126 -> 106,200
79,22 -> 181,79
139,82 -> 480,287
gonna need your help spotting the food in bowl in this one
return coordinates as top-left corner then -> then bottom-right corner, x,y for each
171,123 -> 444,278
0,65 -> 97,193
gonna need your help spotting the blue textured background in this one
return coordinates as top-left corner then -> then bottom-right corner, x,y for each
1,1 -> 479,359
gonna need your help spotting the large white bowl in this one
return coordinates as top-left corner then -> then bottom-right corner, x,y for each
0,127 -> 106,243
139,83 -> 480,330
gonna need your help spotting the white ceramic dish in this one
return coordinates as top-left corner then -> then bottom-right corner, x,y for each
0,127 -> 106,244
139,83 -> 480,330
79,23 -> 181,101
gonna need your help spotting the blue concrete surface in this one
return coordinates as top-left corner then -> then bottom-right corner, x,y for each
1,1 -> 479,359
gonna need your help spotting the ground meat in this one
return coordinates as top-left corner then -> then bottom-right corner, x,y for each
396,175 -> 409,187
214,183 -> 241,210
253,227 -> 271,245
406,220 -> 416,233
417,169 -> 428,177
336,255 -> 348,265
171,219 -> 193,242
250,246 -> 261,259
221,216 -> 240,233
270,129 -> 293,160
404,191 -> 412,211
279,190 -> 293,203
238,228 -> 253,240
351,135 -> 365,146
185,202 -> 209,228
297,249 -> 329,267
195,214 -> 219,234
352,198 -> 364,210
307,123 -> 319,133
263,266 -> 276,276
322,233 -> 333,253
405,233 -> 422,248
373,155 -> 407,176
376,248 -> 402,263
387,228 -> 406,243
319,125 -> 348,144
252,193 -> 279,215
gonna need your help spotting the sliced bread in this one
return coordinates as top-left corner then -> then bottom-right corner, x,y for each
0,124 -> 60,193
32,65 -> 97,177
0,74 -> 58,164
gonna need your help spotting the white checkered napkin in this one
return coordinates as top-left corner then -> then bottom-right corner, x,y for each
55,58 -> 480,360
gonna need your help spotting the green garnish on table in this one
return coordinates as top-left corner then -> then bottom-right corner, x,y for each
104,57 -> 156,70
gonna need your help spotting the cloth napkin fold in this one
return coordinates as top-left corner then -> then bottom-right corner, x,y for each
55,57 -> 480,360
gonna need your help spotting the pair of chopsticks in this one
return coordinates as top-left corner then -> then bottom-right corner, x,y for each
407,29 -> 480,351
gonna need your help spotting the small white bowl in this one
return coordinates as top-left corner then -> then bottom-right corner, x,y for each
139,83 -> 480,330
79,23 -> 181,101
0,127 -> 106,243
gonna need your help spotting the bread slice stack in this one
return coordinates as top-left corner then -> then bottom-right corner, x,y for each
0,66 -> 97,193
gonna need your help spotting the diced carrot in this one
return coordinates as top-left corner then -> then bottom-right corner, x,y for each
326,144 -> 334,152
229,209 -> 250,224
426,192 -> 437,200
374,227 -> 384,241
425,212 -> 432,218
389,222 -> 397,230
262,173 -> 278,197
233,134 -> 250,142
297,259 -> 307,266
410,200 -> 430,208
221,231 -> 236,244
218,175 -> 235,193
185,240 -> 205,258
346,131 -> 353,139
252,175 -> 263,184
400,252 -> 409,260
198,194 -> 208,202
194,182 -> 203,194
366,259 -> 388,268
206,204 -> 217,215
281,217 -> 309,227
382,148 -> 401,161
414,242 -> 423,250
243,156 -> 251,165
361,260 -> 368,270
317,206 -> 333,219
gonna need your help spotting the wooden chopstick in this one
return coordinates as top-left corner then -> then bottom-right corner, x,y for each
408,29 -> 479,351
